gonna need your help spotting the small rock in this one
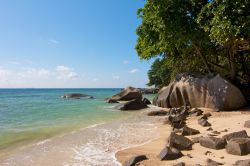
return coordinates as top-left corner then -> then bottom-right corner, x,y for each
198,115 -> 208,121
147,110 -> 167,116
222,130 -> 249,142
234,159 -> 250,166
181,126 -> 200,136
192,136 -> 203,144
226,138 -> 250,156
158,146 -> 183,160
187,154 -> 192,158
244,120 -> 250,128
198,119 -> 211,127
206,158 -> 223,166
123,155 -> 147,166
189,108 -> 203,116
220,129 -> 228,132
167,132 -> 193,150
220,156 -> 224,159
204,112 -> 212,117
195,165 -> 202,166
204,151 -> 212,155
208,134 -> 219,137
106,98 -> 119,103
200,137 -> 226,150
212,131 -> 221,135
207,127 -> 213,131
142,98 -> 151,105
174,162 -> 185,166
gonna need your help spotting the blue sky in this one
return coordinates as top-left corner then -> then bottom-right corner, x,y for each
0,0 -> 153,88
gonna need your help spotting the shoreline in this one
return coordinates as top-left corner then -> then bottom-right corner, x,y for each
0,105 -> 162,166
115,108 -> 250,165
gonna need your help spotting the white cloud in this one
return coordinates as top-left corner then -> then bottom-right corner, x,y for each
92,78 -> 99,82
112,75 -> 120,80
123,60 -> 129,64
48,38 -> 59,44
55,65 -> 78,80
18,68 -> 51,79
129,68 -> 139,74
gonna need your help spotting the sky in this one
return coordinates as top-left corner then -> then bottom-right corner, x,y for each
0,0 -> 154,88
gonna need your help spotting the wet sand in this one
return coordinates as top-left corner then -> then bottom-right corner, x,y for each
116,108 -> 250,166
0,106 -> 162,166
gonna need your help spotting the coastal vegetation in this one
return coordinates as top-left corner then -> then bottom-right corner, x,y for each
136,0 -> 250,88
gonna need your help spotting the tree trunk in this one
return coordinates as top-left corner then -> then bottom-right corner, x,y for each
227,43 -> 236,82
193,43 -> 212,73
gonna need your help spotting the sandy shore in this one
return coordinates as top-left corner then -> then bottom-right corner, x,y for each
116,108 -> 250,166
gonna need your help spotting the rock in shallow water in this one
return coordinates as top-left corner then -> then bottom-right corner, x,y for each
62,93 -> 93,99
109,86 -> 142,101
118,99 -> 147,111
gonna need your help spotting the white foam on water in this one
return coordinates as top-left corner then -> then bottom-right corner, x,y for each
36,139 -> 51,145
66,121 -> 159,166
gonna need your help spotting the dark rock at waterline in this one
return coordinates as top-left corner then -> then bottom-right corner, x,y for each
199,137 -> 226,150
62,93 -> 93,99
181,126 -> 200,136
234,159 -> 250,166
119,99 -> 147,111
206,158 -> 224,166
142,98 -> 151,105
106,98 -> 119,103
109,86 -> 142,102
222,130 -> 249,142
158,146 -> 183,160
167,132 -> 193,150
226,138 -> 250,156
147,110 -> 168,116
153,74 -> 246,110
123,155 -> 147,166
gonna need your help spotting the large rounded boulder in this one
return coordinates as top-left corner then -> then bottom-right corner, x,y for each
153,74 -> 246,111
109,86 -> 142,101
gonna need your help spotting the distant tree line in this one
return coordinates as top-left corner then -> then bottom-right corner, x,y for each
136,0 -> 250,87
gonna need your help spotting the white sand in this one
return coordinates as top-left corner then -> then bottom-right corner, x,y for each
116,108 -> 250,166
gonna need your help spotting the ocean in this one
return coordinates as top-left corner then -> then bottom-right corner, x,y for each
0,88 -> 158,166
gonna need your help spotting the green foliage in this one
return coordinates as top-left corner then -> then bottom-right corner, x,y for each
136,0 -> 250,87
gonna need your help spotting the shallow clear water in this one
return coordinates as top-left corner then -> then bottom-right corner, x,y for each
0,89 -> 155,154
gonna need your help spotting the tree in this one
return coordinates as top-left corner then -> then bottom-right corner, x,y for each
136,0 -> 250,87
197,0 -> 250,82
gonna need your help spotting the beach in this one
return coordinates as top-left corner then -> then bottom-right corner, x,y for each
116,108 -> 250,166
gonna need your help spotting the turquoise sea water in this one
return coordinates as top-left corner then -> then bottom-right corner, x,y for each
0,89 -> 155,154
